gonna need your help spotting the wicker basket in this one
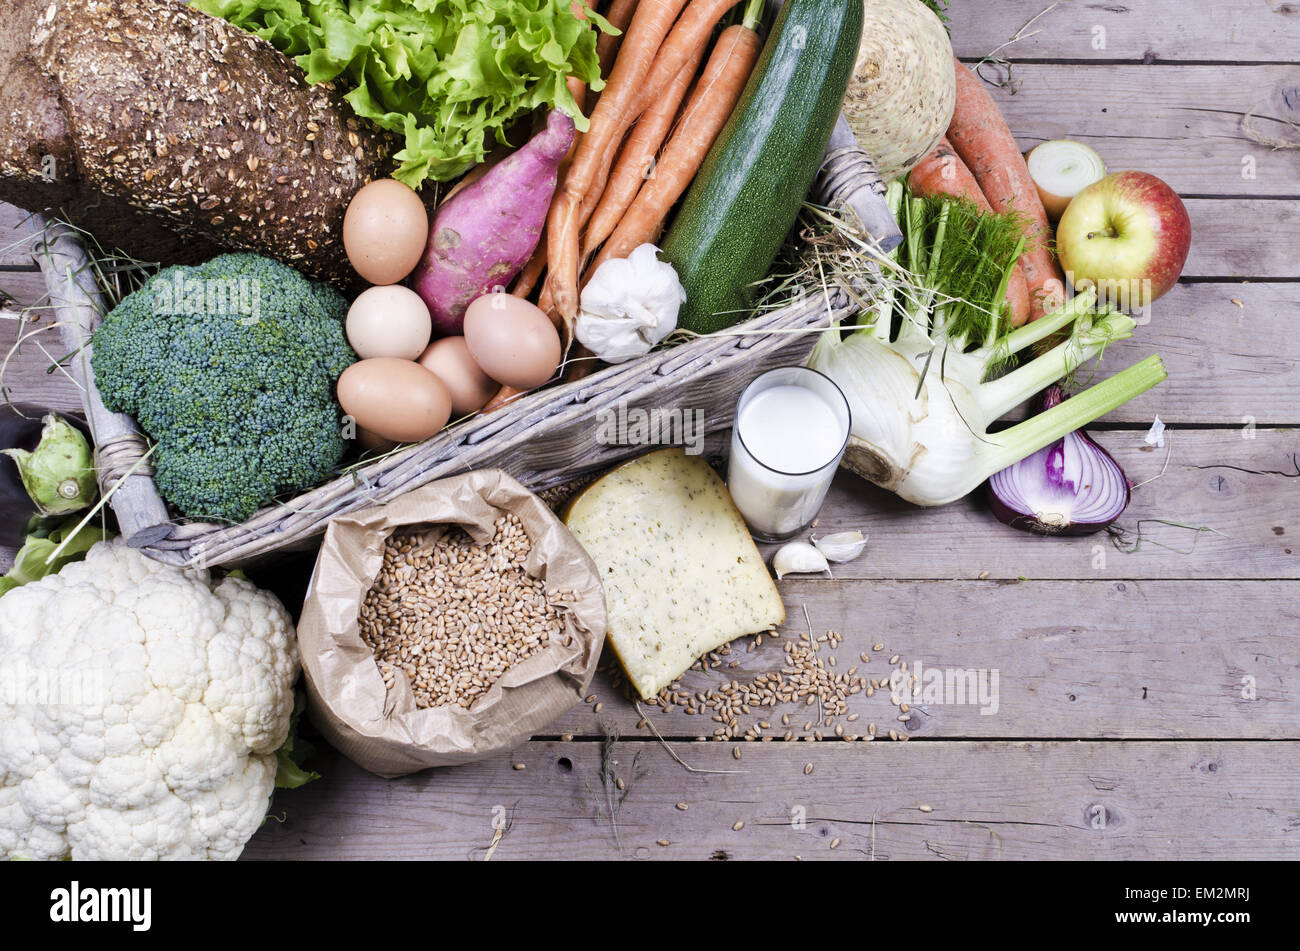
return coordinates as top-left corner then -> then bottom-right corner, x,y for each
33,216 -> 858,569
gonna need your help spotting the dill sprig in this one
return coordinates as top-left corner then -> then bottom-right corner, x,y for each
898,193 -> 1030,353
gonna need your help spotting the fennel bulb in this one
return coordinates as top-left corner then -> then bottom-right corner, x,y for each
809,181 -> 1166,506
809,290 -> 1166,506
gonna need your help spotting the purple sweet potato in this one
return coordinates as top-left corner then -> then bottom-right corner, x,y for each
413,110 -> 575,336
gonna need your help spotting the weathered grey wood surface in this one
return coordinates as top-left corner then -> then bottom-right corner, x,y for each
2,0 -> 1298,859
792,429 -> 1300,581
950,0 -> 1300,65
961,66 -> 1300,199
244,740 -> 1300,860
539,578 -> 1300,740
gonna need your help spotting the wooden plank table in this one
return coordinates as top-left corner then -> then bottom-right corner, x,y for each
2,0 -> 1298,860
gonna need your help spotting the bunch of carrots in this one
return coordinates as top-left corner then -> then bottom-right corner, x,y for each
510,0 -> 765,378
909,56 -> 1067,327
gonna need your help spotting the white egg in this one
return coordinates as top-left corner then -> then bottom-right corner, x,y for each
346,285 -> 433,360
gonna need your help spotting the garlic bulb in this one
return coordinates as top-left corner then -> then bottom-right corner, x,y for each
576,244 -> 685,363
772,542 -> 830,580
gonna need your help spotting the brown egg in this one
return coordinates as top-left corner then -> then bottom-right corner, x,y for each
343,179 -> 429,285
463,293 -> 562,390
417,336 -> 498,417
355,427 -> 399,454
346,285 -> 432,360
337,358 -> 451,444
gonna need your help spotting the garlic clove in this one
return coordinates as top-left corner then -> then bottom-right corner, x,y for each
772,541 -> 830,579
811,530 -> 868,563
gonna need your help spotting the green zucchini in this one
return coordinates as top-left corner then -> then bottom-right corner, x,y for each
661,0 -> 863,335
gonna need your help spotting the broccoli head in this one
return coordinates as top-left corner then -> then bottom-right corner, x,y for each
92,254 -> 356,523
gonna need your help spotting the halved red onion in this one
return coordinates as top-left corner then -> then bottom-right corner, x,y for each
986,387 -> 1131,535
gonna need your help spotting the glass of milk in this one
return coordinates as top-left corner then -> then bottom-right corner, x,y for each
727,366 -> 851,542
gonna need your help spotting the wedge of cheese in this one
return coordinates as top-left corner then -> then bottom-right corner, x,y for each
565,449 -> 786,700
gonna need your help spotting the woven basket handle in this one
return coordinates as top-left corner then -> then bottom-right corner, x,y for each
816,114 -> 904,254
29,216 -> 175,550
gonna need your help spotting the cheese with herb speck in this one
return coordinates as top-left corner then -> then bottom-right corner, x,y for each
565,449 -> 785,699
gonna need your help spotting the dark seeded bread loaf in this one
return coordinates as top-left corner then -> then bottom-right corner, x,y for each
0,0 -> 396,285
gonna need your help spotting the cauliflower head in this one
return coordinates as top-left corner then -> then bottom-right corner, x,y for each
0,539 -> 299,860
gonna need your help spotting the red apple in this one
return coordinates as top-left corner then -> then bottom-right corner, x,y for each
1056,171 -> 1191,310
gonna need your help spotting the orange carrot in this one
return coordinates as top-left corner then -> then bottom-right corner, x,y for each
579,0 -> 743,226
586,22 -> 760,276
909,137 -> 1031,327
538,276 -> 559,316
909,137 -> 987,207
631,0 -> 744,120
946,57 -> 1064,321
597,0 -> 640,77
575,0 -> 742,231
571,0 -> 742,249
512,233 -> 548,299
484,385 -> 528,414
581,44 -> 706,268
545,0 -> 691,332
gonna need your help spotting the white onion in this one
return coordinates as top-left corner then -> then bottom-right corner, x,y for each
1026,140 -> 1106,220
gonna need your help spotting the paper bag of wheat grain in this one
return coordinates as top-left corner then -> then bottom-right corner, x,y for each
298,470 -> 606,778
